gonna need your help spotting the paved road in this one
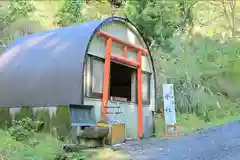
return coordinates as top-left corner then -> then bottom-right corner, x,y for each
121,120 -> 240,160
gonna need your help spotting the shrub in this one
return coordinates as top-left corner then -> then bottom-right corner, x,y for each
35,109 -> 51,132
15,107 -> 33,121
0,108 -> 11,130
51,106 -> 71,140
8,118 -> 43,143
153,35 -> 240,120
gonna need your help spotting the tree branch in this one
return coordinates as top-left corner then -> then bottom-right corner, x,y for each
221,0 -> 232,28
178,0 -> 197,37
230,0 -> 236,38
198,14 -> 224,27
207,1 -> 224,10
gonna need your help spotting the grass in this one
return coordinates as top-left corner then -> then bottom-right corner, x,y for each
154,110 -> 240,138
0,130 -> 128,160
155,105 -> 240,137
0,130 -> 64,160
154,114 -> 207,138
0,108 -> 239,160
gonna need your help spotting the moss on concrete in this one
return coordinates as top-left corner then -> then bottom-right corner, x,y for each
15,107 -> 34,121
35,109 -> 51,132
0,108 -> 11,129
51,106 -> 71,140
0,106 -> 74,140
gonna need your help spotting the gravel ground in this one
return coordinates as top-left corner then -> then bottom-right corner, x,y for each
121,120 -> 240,160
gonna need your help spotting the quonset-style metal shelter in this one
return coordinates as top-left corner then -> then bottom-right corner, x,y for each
0,17 -> 156,138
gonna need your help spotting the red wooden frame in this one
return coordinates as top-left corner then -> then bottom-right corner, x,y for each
101,38 -> 111,120
137,50 -> 143,137
98,31 -> 149,55
111,55 -> 139,67
98,30 -> 149,138
123,46 -> 127,57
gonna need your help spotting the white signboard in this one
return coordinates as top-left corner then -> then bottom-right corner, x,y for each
163,84 -> 177,127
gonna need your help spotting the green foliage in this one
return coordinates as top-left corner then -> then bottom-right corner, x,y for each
124,0 -> 190,50
56,0 -> 84,27
0,7 -> 11,29
14,107 -> 33,121
8,118 -> 42,143
0,0 -> 40,49
0,108 -> 11,130
0,118 -> 87,160
3,106 -> 72,142
51,106 -> 71,140
154,34 -> 240,120
66,152 -> 86,160
35,109 -> 51,132
8,0 -> 36,21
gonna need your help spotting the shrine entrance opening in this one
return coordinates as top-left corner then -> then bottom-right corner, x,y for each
109,62 -> 136,102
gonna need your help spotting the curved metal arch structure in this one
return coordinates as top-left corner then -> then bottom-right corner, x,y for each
0,17 -> 156,108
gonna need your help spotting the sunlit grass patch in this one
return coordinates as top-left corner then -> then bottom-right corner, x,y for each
154,108 -> 240,138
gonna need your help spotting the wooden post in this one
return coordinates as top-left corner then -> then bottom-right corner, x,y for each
101,38 -> 112,120
97,31 -> 148,138
137,50 -> 143,137
123,46 -> 127,57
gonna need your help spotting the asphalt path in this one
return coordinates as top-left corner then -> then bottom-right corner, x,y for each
121,120 -> 240,160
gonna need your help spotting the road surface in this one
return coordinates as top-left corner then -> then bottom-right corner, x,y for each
120,120 -> 240,160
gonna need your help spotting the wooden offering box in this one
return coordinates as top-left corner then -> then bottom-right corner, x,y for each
96,121 -> 125,145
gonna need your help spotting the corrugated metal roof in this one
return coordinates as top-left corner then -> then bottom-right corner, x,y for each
0,17 -> 156,107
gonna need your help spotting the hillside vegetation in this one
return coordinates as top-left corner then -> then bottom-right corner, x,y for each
0,0 -> 240,135
0,118 -> 126,160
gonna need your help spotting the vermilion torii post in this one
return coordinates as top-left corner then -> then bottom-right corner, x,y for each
98,30 -> 149,138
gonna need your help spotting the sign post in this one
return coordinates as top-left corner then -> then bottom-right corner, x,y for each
162,84 -> 177,136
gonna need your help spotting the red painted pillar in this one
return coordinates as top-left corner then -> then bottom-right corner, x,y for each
123,46 -> 127,57
101,38 -> 112,120
137,50 -> 143,137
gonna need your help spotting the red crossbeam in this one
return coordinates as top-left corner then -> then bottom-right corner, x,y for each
110,55 -> 139,67
98,31 -> 148,55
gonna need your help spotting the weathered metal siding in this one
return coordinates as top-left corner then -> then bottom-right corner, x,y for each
0,21 -> 102,107
85,20 -> 155,138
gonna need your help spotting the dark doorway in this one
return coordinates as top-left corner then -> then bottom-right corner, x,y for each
110,62 -> 136,102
